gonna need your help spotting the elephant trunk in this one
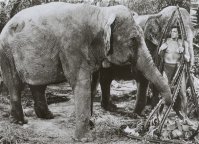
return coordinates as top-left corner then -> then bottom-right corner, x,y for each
136,39 -> 172,106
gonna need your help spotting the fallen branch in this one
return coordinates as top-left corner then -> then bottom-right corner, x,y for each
187,125 -> 199,140
193,43 -> 199,48
122,132 -> 183,144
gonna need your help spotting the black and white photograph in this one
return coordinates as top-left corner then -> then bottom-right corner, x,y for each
0,0 -> 199,143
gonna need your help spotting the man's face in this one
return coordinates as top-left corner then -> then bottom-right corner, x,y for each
171,28 -> 178,39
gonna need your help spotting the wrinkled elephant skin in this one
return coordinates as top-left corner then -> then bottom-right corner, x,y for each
0,2 -> 169,140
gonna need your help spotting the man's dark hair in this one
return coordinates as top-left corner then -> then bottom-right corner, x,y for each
171,26 -> 180,33
170,25 -> 181,38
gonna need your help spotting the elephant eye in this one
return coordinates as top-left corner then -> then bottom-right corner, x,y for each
130,37 -> 138,48
131,37 -> 137,42
148,27 -> 152,32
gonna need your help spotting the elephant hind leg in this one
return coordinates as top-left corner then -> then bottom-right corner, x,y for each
100,68 -> 117,111
9,86 -> 27,124
29,85 -> 54,119
134,76 -> 149,115
0,53 -> 26,124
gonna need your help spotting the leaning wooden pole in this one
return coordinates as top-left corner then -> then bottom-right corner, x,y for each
144,7 -> 178,130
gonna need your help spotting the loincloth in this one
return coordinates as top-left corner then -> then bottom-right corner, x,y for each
164,63 -> 178,84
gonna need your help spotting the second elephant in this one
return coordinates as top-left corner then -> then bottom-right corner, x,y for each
98,6 -> 194,115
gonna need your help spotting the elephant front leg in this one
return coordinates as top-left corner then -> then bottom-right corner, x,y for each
74,68 -> 92,139
134,76 -> 149,115
29,85 -> 54,119
100,69 -> 117,112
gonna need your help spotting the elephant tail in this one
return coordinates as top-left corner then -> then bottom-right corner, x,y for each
0,39 -> 4,52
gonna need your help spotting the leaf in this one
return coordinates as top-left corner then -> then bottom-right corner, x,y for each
124,126 -> 139,136
186,119 -> 198,128
162,130 -> 169,139
167,123 -> 176,131
182,125 -> 189,132
184,131 -> 192,138
194,137 -> 199,143
176,121 -> 183,131
171,129 -> 183,138
147,126 -> 158,137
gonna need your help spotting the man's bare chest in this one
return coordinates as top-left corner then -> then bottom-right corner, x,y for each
166,41 -> 183,54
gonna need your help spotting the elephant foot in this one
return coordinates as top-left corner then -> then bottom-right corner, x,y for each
73,131 -> 94,142
89,120 -> 95,130
133,110 -> 142,117
130,113 -> 139,119
34,106 -> 54,119
10,101 -> 27,125
101,102 -> 118,112
74,122 -> 94,142
74,119 -> 92,141
127,112 -> 145,119
10,115 -> 28,125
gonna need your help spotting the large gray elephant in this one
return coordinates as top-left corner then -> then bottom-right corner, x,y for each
0,2 -> 172,139
99,6 -> 194,115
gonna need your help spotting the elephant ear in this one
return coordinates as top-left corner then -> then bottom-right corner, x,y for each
144,14 -> 162,46
104,14 -> 116,56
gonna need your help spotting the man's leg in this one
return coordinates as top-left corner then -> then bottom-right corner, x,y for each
173,71 -> 187,119
179,72 -> 187,115
164,63 -> 186,119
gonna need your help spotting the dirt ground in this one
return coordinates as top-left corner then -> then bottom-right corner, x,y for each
0,81 -> 148,144
0,80 -> 199,144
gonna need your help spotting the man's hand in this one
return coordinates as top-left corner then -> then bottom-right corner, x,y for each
190,67 -> 195,73
159,43 -> 167,54
187,62 -> 195,73
178,46 -> 184,53
184,54 -> 190,62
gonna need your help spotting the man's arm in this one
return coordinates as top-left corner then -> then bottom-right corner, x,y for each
188,43 -> 194,67
184,41 -> 190,62
158,42 -> 167,54
186,30 -> 195,67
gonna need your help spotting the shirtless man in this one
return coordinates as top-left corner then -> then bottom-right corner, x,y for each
159,26 -> 191,118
